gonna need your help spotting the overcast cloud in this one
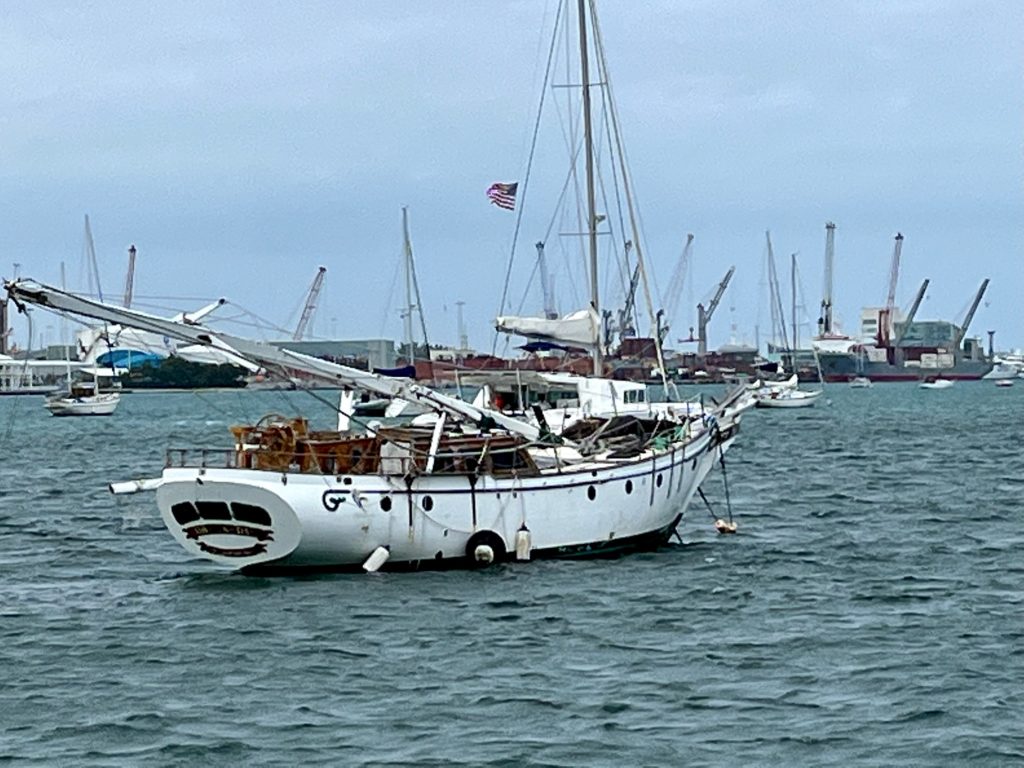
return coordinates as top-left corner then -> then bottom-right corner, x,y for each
2,1 -> 1021,352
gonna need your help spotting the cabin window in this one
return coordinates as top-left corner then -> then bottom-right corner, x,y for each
231,502 -> 271,527
195,501 -> 231,520
656,474 -> 663,488
587,485 -> 597,501
171,501 -> 199,525
422,496 -> 434,512
625,480 -> 633,495
380,496 -> 393,512
623,389 -> 645,404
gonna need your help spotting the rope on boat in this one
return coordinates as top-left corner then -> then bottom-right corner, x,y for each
693,423 -> 738,534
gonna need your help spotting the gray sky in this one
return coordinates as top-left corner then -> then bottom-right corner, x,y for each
2,1 -> 1021,353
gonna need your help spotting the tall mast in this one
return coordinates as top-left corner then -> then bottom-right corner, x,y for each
577,0 -> 600,373
402,206 -> 415,363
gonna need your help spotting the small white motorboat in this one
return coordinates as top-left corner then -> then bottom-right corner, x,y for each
995,379 -> 1014,388
849,376 -> 873,389
919,378 -> 954,390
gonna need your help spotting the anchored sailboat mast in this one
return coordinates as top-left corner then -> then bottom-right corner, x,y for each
577,0 -> 600,374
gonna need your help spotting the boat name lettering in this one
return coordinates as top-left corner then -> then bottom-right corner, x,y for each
183,523 -> 274,542
195,541 -> 269,558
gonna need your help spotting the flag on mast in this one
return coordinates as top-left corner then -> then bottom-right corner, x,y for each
486,182 -> 518,211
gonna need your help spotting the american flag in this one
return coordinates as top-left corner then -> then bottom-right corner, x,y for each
486,182 -> 518,211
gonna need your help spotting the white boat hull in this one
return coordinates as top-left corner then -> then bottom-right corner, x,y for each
154,427 -> 732,572
754,389 -> 822,408
45,393 -> 120,416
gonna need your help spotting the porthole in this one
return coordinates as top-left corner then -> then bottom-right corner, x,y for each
587,486 -> 597,501
171,501 -> 199,525
422,496 -> 434,511
380,496 -> 393,512
231,502 -> 271,526
196,501 -> 231,520
656,474 -> 664,488
625,480 -> 633,495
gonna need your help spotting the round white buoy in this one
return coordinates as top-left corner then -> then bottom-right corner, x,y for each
474,544 -> 495,563
362,545 -> 390,572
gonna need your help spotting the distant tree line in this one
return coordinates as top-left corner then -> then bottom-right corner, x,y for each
121,356 -> 248,389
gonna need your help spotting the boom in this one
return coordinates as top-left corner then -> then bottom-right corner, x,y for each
662,234 -> 694,337
953,279 -> 990,348
892,278 -> 929,348
880,233 -> 903,345
293,266 -> 327,341
818,222 -> 835,335
5,278 -> 542,441
536,242 -> 558,320
123,244 -> 137,308
697,266 -> 735,359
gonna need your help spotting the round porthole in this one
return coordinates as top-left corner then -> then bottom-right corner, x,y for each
656,474 -> 663,487
380,496 -> 393,512
625,480 -> 633,495
422,496 -> 434,511
587,485 -> 597,501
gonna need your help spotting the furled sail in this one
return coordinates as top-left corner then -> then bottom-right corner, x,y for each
495,307 -> 599,348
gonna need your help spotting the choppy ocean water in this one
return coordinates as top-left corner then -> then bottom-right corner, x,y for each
0,384 -> 1021,766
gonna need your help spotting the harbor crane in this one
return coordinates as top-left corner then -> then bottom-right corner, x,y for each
952,279 -> 990,350
878,233 -> 904,346
293,266 -> 327,341
0,295 -> 9,355
535,242 -> 558,320
616,241 -> 638,339
697,266 -> 735,360
817,222 -> 836,336
122,245 -> 137,308
661,234 -> 694,342
892,278 -> 930,353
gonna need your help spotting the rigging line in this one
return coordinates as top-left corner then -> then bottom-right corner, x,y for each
513,136 -> 583,317
590,1 -> 669,389
377,254 -> 402,339
599,92 -> 632,306
492,0 -> 565,356
405,219 -> 432,351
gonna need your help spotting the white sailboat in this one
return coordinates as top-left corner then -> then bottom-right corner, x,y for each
44,379 -> 120,416
3,2 -> 750,573
6,278 -> 749,572
44,262 -> 120,417
754,246 -> 823,409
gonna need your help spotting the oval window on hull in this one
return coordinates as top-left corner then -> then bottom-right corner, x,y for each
171,501 -> 199,525
231,502 -> 272,527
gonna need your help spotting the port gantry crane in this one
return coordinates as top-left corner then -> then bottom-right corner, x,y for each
878,232 -> 904,347
293,266 -> 327,341
660,233 -> 694,344
697,266 -> 736,362
122,245 -> 137,308
952,279 -> 990,351
818,222 -> 836,336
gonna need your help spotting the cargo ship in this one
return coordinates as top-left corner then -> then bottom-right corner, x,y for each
807,277 -> 993,383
